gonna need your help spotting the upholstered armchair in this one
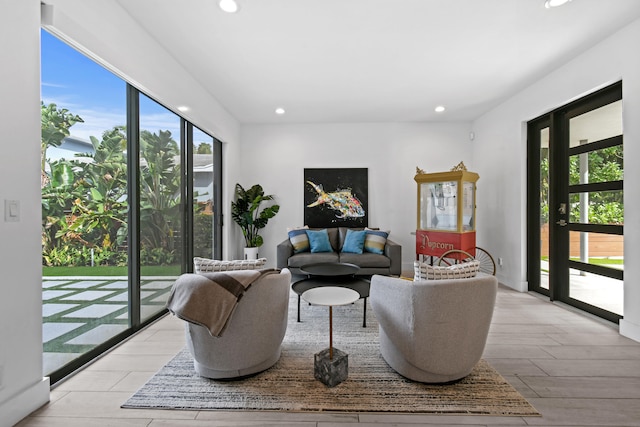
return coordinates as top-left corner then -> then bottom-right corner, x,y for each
168,268 -> 291,379
369,273 -> 498,383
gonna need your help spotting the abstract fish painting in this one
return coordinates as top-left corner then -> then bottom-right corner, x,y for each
306,181 -> 365,219
303,168 -> 368,228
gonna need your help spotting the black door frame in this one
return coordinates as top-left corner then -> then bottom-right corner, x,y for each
527,81 -> 623,323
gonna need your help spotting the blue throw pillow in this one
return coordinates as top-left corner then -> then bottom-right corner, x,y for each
288,228 -> 310,253
341,229 -> 367,254
364,229 -> 389,254
306,229 -> 333,253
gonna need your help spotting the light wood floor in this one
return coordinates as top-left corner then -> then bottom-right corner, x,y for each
17,285 -> 640,427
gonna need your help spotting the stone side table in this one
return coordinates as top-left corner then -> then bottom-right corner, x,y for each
301,286 -> 360,387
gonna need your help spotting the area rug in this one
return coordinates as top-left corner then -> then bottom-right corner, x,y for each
122,293 -> 539,416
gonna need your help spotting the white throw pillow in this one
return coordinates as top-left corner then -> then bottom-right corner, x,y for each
193,257 -> 267,273
413,260 -> 480,281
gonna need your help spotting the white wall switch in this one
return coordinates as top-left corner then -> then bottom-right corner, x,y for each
4,199 -> 20,222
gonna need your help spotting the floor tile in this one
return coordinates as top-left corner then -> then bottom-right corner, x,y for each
532,359 -> 640,376
525,397 -> 640,426
55,370 -> 130,392
521,376 -> 640,398
31,391 -> 198,420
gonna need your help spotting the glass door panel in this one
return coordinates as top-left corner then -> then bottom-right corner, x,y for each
566,94 -> 623,318
139,95 -> 182,321
41,30 -> 128,377
540,127 -> 550,291
193,127 -> 215,259
569,231 -> 623,271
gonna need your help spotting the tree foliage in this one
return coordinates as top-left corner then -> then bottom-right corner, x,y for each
540,145 -> 623,225
41,104 -> 186,267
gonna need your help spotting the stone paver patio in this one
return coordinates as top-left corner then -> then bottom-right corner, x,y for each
42,276 -> 175,376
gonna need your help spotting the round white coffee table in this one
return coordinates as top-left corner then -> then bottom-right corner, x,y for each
301,286 -> 359,360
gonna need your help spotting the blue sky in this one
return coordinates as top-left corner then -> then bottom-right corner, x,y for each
41,30 -> 210,145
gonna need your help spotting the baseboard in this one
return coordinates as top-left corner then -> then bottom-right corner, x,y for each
0,377 -> 50,427
620,319 -> 640,343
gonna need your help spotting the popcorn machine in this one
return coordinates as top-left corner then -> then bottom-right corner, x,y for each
414,162 -> 479,262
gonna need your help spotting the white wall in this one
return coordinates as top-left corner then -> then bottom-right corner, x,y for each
471,18 -> 640,341
0,1 -> 51,425
238,122 -> 474,272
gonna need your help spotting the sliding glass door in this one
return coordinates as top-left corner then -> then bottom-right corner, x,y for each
41,29 -> 223,384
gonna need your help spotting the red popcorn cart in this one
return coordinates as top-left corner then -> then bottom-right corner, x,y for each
414,163 -> 495,274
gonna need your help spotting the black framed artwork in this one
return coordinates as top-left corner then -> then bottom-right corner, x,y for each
303,168 -> 368,228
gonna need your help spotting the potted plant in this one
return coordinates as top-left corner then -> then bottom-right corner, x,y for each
231,183 -> 280,259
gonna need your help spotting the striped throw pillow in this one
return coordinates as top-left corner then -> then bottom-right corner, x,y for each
288,228 -> 310,253
363,229 -> 389,254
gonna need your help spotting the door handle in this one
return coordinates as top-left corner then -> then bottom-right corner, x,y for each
556,219 -> 567,226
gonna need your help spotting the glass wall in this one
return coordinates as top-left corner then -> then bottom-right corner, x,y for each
41,30 -> 130,376
193,127 -> 216,260
41,30 -> 222,383
138,95 -> 183,321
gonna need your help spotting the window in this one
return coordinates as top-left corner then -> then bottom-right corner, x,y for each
41,29 -> 223,384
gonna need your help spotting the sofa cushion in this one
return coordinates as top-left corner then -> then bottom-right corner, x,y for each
287,228 -> 310,253
413,260 -> 480,280
341,229 -> 367,254
193,257 -> 267,273
364,229 -> 389,254
339,252 -> 391,268
306,229 -> 333,253
287,252 -> 340,267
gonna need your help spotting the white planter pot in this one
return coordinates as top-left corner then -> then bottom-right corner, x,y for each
244,247 -> 259,260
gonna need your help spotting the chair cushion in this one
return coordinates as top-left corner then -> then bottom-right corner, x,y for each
413,260 -> 480,280
193,257 -> 267,273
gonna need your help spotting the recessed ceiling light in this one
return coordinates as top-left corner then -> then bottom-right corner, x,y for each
435,105 -> 446,113
219,0 -> 239,13
177,105 -> 190,112
545,0 -> 571,8
275,107 -> 286,115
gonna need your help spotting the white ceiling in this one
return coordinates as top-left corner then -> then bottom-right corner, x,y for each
57,0 -> 640,124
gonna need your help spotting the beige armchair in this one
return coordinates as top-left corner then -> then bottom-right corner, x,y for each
369,274 -> 498,383
171,268 -> 291,379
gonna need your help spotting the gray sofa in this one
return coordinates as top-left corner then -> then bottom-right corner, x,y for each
276,227 -> 401,276
370,273 -> 498,383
